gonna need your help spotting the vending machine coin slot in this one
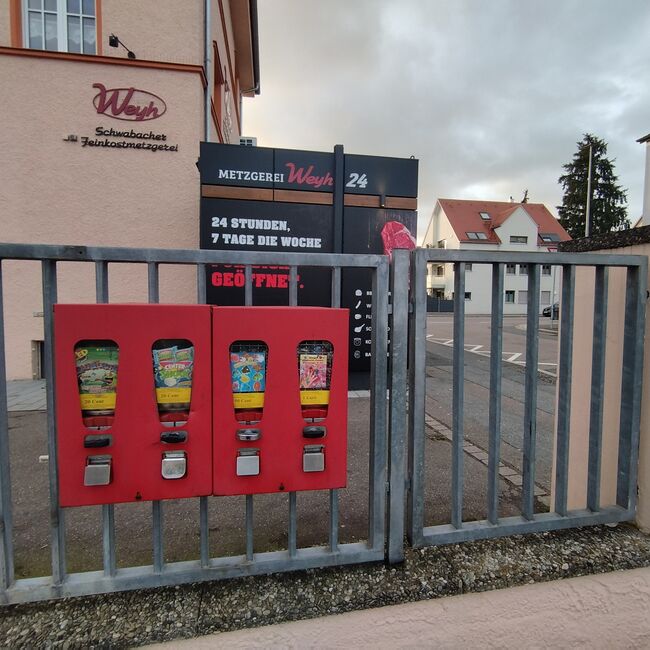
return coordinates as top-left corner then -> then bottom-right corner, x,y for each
160,431 -> 188,444
83,434 -> 112,448
302,426 -> 326,439
236,448 -> 260,476
161,451 -> 187,479
84,455 -> 112,486
303,445 -> 325,472
236,428 -> 261,442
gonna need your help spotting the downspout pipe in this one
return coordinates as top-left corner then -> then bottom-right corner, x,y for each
204,0 -> 212,142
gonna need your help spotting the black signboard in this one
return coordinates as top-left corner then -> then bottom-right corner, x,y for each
198,142 -> 418,387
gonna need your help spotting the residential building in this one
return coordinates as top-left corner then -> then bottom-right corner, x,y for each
422,199 -> 571,314
0,0 -> 259,378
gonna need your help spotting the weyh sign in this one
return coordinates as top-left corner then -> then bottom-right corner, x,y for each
92,83 -> 167,122
199,142 -> 418,384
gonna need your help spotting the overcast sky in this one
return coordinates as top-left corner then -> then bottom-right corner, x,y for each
242,0 -> 650,239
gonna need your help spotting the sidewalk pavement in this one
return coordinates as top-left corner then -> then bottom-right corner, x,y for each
6,379 -> 46,411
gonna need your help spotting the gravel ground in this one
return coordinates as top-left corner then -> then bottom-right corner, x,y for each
1,523 -> 650,648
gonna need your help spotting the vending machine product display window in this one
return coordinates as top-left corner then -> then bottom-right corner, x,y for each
298,340 -> 333,422
74,340 -> 119,430
152,339 -> 195,425
229,341 -> 268,424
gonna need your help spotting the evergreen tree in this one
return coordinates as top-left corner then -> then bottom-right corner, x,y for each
557,134 -> 629,238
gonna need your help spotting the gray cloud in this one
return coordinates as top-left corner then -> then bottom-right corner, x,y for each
243,0 -> 650,237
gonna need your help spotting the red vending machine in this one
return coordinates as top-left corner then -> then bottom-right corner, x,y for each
54,304 -> 212,507
212,306 -> 349,495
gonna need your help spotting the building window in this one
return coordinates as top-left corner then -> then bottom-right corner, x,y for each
505,290 -> 515,303
435,265 -> 444,276
542,264 -> 552,276
540,233 -> 560,242
479,212 -> 490,220
506,263 -> 516,275
519,264 -> 528,275
518,290 -> 528,304
466,232 -> 488,240
541,291 -> 551,305
510,235 -> 528,244
466,263 -> 473,272
437,240 -> 446,248
24,0 -> 96,54
464,292 -> 472,301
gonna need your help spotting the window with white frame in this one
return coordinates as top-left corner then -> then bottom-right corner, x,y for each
466,232 -> 488,240
506,263 -> 516,275
519,264 -> 528,275
518,290 -> 528,304
464,292 -> 472,301
505,290 -> 515,303
24,0 -> 96,54
542,264 -> 552,276
510,235 -> 528,244
540,291 -> 551,305
465,263 -> 473,272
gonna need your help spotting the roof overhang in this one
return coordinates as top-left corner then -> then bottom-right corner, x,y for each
230,0 -> 260,96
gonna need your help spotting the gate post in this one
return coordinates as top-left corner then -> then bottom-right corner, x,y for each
387,249 -> 410,563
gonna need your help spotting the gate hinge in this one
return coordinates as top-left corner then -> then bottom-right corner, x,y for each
408,301 -> 414,314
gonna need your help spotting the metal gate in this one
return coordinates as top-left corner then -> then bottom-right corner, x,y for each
391,248 -> 647,561
0,243 -> 389,604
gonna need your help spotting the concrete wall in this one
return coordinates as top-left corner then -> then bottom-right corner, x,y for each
154,567 -> 650,648
557,243 -> 650,521
0,54 -> 204,378
101,0 -> 204,65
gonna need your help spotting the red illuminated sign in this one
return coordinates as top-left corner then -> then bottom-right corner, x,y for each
92,83 -> 167,122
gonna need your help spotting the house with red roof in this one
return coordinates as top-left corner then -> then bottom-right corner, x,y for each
422,199 -> 571,314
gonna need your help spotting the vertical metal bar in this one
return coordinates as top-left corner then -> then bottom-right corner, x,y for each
368,258 -> 389,550
407,250 -> 427,545
330,267 -> 341,308
0,263 -> 15,589
101,505 -> 116,577
451,262 -> 466,529
199,497 -> 209,568
587,266 -> 608,512
95,261 -> 109,303
197,264 -> 207,304
147,262 -> 160,303
289,265 -> 298,306
554,265 -> 574,516
625,260 -> 647,514
288,492 -> 297,558
617,263 -> 647,510
244,264 -> 253,306
487,263 -> 504,524
329,489 -> 339,552
95,261 -> 117,577
152,500 -> 163,574
148,262 -> 164,573
245,494 -> 254,561
522,264 -> 541,519
332,144 -> 344,254
42,260 -> 66,585
387,250 -> 409,563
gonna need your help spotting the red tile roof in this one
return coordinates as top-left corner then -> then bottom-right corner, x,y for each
438,199 -> 571,246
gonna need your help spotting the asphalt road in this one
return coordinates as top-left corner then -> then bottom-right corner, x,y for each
423,336 -> 556,493
427,313 -> 560,376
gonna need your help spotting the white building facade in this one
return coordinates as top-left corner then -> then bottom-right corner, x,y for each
422,199 -> 571,315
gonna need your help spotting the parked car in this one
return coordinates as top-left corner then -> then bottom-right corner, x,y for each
543,302 -> 559,318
